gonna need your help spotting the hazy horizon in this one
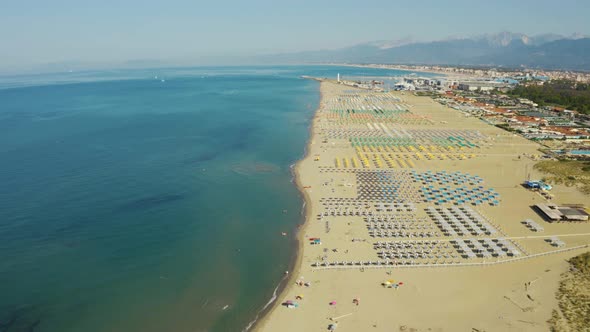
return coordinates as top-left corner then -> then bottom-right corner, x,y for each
2,0 -> 590,73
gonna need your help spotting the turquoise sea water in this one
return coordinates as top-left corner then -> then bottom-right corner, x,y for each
0,66 -> 423,331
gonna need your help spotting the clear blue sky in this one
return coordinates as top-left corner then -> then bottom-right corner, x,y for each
1,0 -> 589,70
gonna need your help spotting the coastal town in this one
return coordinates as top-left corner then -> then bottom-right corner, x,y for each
353,63 -> 590,83
257,71 -> 590,332
335,69 -> 590,159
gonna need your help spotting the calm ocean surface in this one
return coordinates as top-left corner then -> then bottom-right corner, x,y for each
0,65 -> 425,331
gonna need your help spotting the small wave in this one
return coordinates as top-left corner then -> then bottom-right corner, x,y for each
242,281 -> 283,331
243,185 -> 307,331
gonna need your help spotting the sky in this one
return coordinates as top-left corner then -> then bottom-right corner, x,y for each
1,0 -> 589,71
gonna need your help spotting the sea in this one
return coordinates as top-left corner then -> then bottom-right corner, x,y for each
0,65 -> 427,332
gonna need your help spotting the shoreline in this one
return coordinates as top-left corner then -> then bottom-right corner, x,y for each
250,79 -> 323,332
332,63 -> 482,79
331,63 -> 451,77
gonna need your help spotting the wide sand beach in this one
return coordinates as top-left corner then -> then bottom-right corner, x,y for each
255,81 -> 590,332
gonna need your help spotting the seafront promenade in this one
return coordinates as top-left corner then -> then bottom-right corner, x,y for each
256,81 -> 590,332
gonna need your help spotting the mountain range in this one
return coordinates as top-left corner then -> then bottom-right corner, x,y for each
4,32 -> 589,75
266,32 -> 590,71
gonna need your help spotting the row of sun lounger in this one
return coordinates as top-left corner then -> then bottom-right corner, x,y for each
368,230 -> 438,238
367,223 -> 436,230
452,238 -> 521,258
523,219 -> 544,232
426,206 -> 497,236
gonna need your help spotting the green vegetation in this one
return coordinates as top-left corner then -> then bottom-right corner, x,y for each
534,160 -> 590,194
494,123 -> 515,132
571,252 -> 590,274
414,91 -> 438,97
548,252 -> 590,332
508,80 -> 590,114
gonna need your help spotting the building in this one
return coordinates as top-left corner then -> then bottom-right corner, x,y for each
393,82 -> 415,91
534,203 -> 589,222
457,81 -> 510,92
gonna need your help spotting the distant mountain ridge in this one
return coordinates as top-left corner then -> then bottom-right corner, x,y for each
266,32 -> 590,71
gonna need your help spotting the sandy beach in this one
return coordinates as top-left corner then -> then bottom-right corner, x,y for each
255,81 -> 590,332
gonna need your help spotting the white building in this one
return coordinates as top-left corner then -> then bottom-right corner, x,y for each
457,81 -> 509,92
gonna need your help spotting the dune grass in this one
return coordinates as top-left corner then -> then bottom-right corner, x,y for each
534,160 -> 590,194
549,252 -> 590,332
